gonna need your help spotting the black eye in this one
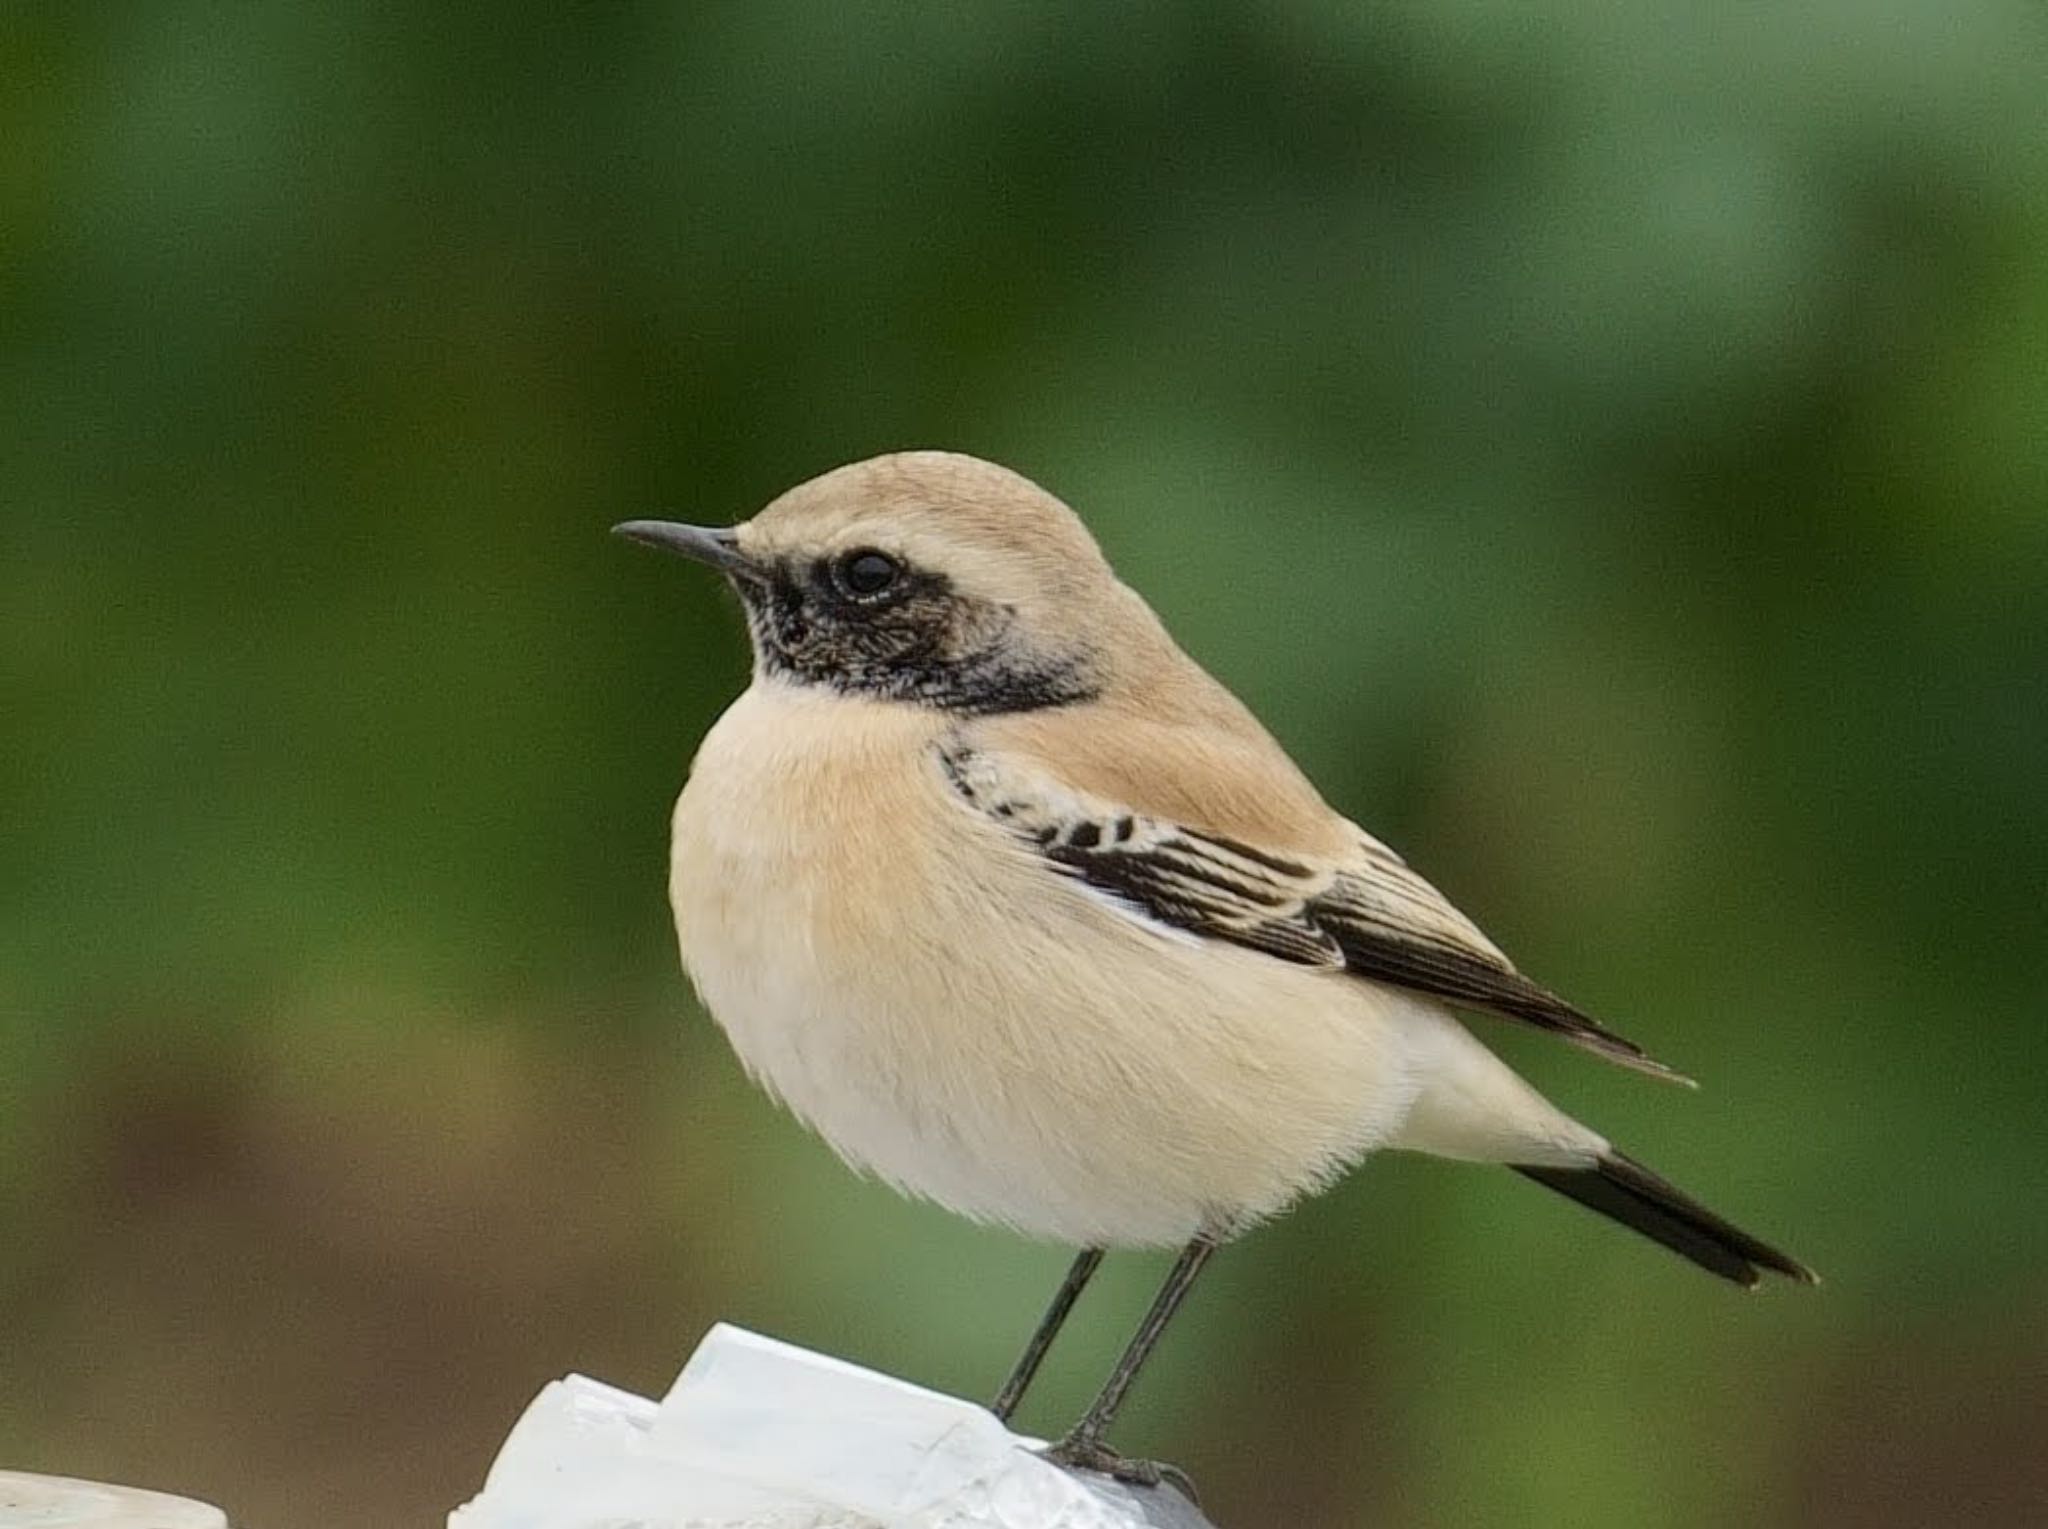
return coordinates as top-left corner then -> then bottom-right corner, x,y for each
834,549 -> 902,599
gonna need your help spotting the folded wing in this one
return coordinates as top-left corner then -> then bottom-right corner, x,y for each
938,736 -> 1688,1084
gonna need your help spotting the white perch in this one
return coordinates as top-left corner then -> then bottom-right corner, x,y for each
0,1327 -> 1214,1529
451,1324 -> 1217,1529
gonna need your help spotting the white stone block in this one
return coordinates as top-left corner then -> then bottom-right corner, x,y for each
0,1472 -> 227,1528
450,1324 -> 1207,1529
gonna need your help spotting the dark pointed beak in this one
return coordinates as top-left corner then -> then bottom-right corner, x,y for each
611,519 -> 753,575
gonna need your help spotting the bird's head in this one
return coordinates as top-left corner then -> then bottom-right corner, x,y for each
617,451 -> 1161,714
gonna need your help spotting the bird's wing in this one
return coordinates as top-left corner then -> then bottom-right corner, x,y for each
937,731 -> 1688,1084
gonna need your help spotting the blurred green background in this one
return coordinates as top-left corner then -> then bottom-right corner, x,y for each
5,3 -> 2046,1526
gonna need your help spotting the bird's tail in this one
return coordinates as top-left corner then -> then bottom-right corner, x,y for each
1513,1150 -> 1817,1287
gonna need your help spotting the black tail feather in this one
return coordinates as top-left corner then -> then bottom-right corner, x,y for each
1514,1151 -> 1817,1287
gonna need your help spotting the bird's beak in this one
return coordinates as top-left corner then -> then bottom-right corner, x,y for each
611,519 -> 755,576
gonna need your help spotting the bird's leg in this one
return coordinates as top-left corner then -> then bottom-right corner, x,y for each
991,1246 -> 1104,1422
1044,1233 -> 1218,1498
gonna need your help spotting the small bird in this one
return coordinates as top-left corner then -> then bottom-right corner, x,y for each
617,451 -> 1814,1490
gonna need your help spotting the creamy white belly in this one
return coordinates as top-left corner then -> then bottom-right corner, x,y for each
668,683 -> 1426,1248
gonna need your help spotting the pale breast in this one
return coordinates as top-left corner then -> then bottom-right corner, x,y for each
667,681 -> 1422,1247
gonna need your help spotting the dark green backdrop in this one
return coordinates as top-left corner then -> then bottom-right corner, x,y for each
5,4 -> 2045,1525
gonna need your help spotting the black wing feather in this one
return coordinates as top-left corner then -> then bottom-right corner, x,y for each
1310,890 -> 1681,1079
940,740 -> 1684,1082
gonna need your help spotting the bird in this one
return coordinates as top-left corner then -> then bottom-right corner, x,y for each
615,450 -> 1815,1492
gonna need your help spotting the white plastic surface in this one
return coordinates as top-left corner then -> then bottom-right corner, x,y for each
0,1472 -> 227,1528
449,1324 -> 1197,1529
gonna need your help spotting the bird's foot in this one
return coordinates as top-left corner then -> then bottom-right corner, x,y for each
1042,1435 -> 1200,1504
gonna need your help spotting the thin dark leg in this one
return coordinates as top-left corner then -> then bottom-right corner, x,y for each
1047,1234 -> 1219,1488
992,1246 -> 1104,1422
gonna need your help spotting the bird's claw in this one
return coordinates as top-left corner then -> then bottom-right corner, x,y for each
1042,1436 -> 1201,1503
